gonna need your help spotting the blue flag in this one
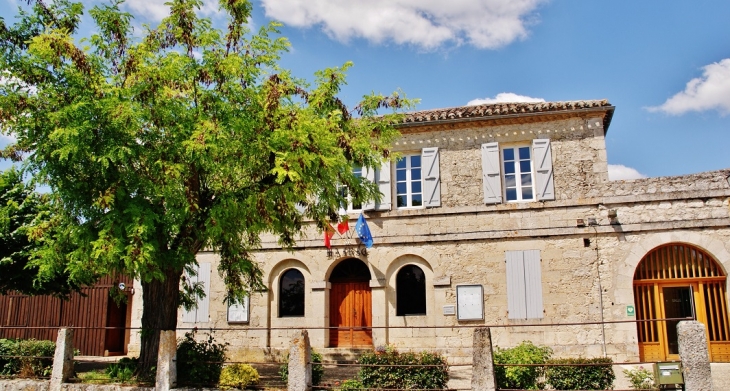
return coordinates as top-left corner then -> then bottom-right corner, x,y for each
355,213 -> 373,248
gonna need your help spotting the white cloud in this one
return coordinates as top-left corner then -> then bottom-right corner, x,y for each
467,92 -> 545,106
607,164 -> 647,181
648,58 -> 730,116
260,0 -> 545,50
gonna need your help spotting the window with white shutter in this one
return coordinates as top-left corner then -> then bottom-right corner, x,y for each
505,250 -> 544,319
532,139 -> 555,201
481,140 -> 555,204
481,142 -> 502,204
181,262 -> 211,323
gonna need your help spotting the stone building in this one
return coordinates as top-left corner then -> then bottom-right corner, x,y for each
129,100 -> 730,368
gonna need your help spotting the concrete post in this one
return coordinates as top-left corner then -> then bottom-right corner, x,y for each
471,327 -> 497,391
155,330 -> 178,391
677,321 -> 713,391
288,330 -> 312,391
49,328 -> 74,391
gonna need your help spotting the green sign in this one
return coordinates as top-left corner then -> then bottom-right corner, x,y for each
626,305 -> 635,316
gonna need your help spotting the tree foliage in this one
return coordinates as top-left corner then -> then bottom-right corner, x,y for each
0,0 -> 414,372
0,168 -> 78,296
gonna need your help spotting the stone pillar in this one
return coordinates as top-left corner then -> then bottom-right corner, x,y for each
677,321 -> 713,391
50,328 -> 74,391
155,330 -> 178,391
288,330 -> 312,391
471,327 -> 497,391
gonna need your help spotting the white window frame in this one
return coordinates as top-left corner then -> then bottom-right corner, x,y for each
502,145 -> 535,202
340,165 -> 364,213
181,262 -> 211,323
395,154 -> 424,209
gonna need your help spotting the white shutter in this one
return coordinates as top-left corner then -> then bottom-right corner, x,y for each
523,250 -> 544,319
421,147 -> 441,208
532,139 -> 555,201
481,142 -> 502,204
181,266 -> 199,323
505,251 -> 527,319
196,262 -> 211,322
362,166 -> 376,210
375,161 -> 392,211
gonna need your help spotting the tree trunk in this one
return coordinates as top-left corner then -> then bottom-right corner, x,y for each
137,267 -> 182,378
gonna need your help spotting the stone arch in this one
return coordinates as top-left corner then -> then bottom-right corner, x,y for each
632,242 -> 730,362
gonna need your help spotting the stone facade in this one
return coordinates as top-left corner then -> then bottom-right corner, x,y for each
127,100 -> 730,368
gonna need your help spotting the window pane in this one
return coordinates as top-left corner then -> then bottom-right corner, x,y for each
396,265 -> 427,316
412,169 -> 421,180
396,170 -> 406,181
412,181 -> 422,193
506,189 -> 517,201
521,173 -> 532,186
397,195 -> 406,207
522,187 -> 533,200
397,182 -> 407,194
503,148 -> 514,160
410,155 -> 421,167
504,161 -> 515,174
279,269 -> 304,317
412,195 -> 422,206
396,159 -> 406,169
353,166 -> 363,177
520,160 -> 531,173
518,147 -> 531,160
505,174 -> 516,188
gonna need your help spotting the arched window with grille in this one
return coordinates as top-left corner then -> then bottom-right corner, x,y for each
279,269 -> 305,317
633,243 -> 730,362
396,265 -> 427,316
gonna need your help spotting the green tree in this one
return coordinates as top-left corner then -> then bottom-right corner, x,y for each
0,168 -> 77,296
0,0 -> 413,374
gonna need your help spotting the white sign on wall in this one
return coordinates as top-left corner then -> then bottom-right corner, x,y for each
227,295 -> 249,323
456,285 -> 484,321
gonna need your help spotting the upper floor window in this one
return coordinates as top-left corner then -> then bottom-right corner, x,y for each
481,140 -> 554,204
396,155 -> 423,208
279,269 -> 305,317
503,146 -> 534,202
340,165 -> 363,212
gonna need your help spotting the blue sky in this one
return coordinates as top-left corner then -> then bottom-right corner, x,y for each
2,0 -> 729,179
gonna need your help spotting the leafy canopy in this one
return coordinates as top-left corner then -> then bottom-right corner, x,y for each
0,0 -> 414,306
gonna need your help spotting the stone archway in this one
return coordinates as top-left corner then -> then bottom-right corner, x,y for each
633,243 -> 730,362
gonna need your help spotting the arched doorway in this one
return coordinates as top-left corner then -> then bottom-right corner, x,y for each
329,258 -> 372,347
633,243 -> 730,362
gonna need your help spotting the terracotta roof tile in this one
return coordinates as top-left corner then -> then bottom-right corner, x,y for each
401,99 -> 612,125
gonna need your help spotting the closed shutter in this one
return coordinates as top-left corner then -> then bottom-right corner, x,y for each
182,267 -> 199,323
523,250 -> 544,319
532,139 -> 555,201
506,251 -> 527,319
362,166 -> 376,210
481,142 -> 502,204
181,263 -> 211,323
422,147 -> 441,208
197,262 -> 211,322
375,161 -> 392,211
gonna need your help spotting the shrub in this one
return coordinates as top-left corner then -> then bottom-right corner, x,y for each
544,357 -> 615,390
493,341 -> 552,390
176,329 -> 227,386
0,338 -> 56,377
337,378 -> 364,390
218,364 -> 260,389
357,346 -> 448,390
279,350 -> 324,386
623,366 -> 657,390
105,357 -> 138,383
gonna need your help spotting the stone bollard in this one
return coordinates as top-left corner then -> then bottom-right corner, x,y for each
50,328 -> 75,391
155,330 -> 178,391
677,321 -> 713,391
471,327 -> 497,391
288,330 -> 312,391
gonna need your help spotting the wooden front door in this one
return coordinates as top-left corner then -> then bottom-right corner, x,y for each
330,281 -> 372,347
